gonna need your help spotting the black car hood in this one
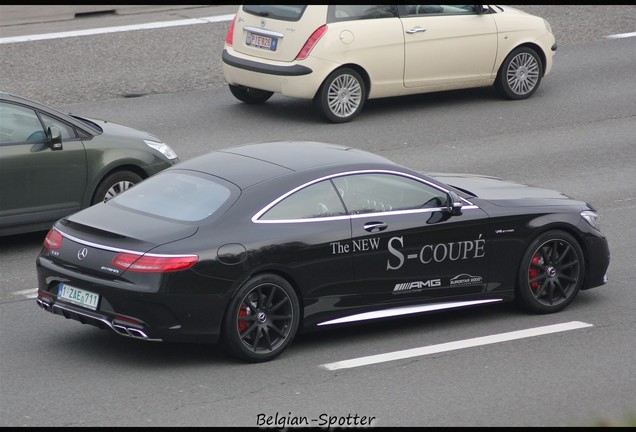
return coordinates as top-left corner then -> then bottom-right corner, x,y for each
63,201 -> 198,250
82,116 -> 162,142
428,173 -> 579,207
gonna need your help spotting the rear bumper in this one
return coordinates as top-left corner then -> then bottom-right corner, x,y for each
36,256 -> 230,344
37,294 -> 161,341
222,47 -> 337,99
222,49 -> 312,77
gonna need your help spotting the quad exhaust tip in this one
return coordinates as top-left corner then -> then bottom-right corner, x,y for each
37,297 -> 161,341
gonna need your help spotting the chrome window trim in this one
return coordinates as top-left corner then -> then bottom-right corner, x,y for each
252,169 -> 476,224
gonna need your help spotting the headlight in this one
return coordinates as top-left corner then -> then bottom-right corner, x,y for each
145,140 -> 178,160
581,210 -> 600,230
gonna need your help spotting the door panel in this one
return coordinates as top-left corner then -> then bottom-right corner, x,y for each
0,102 -> 87,223
351,207 -> 491,304
400,9 -> 497,87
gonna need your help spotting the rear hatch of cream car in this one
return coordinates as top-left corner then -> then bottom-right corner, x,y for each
231,5 -> 328,62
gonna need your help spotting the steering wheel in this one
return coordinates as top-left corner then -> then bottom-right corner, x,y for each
317,203 -> 329,216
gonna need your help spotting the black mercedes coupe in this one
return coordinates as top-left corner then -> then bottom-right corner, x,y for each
36,141 -> 610,362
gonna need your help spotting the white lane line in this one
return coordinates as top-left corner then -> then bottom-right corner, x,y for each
320,321 -> 593,371
0,14 -> 235,44
13,288 -> 38,298
606,31 -> 636,39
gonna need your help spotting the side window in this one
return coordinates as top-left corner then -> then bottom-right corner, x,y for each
332,173 -> 448,215
329,5 -> 397,22
400,5 -> 478,17
39,112 -> 77,140
260,180 -> 347,220
0,102 -> 44,144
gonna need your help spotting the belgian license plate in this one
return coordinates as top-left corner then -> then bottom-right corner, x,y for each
58,283 -> 99,311
246,31 -> 277,51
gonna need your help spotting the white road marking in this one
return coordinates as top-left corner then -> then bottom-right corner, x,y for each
1,14 -> 633,45
320,321 -> 593,370
13,288 -> 38,298
606,31 -> 636,39
0,14 -> 235,45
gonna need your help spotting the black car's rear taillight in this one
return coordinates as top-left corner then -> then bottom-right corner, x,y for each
43,229 -> 63,250
112,252 -> 198,273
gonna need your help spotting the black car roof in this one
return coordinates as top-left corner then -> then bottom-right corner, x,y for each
175,141 -> 398,189
220,141 -> 394,170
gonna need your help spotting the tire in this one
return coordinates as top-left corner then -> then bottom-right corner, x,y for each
91,170 -> 142,205
222,274 -> 300,362
495,46 -> 542,100
228,84 -> 273,104
516,230 -> 585,314
314,67 -> 366,123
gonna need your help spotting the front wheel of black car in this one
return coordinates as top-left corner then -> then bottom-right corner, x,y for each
314,67 -> 366,123
228,84 -> 273,104
495,46 -> 542,100
516,230 -> 585,314
222,274 -> 300,362
92,170 -> 142,205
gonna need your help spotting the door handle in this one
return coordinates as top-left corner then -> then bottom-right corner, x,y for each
364,222 -> 387,232
405,27 -> 427,34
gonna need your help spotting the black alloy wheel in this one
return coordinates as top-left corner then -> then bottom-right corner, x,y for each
517,230 -> 585,314
223,274 -> 300,362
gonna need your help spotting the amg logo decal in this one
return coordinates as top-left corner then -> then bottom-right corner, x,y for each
393,279 -> 441,293
100,266 -> 121,274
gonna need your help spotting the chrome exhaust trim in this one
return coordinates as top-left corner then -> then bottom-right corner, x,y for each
42,301 -> 162,342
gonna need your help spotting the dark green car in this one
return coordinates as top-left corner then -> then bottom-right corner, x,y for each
0,91 -> 180,236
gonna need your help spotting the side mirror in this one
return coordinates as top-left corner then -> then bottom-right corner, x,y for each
446,190 -> 463,216
47,126 -> 62,150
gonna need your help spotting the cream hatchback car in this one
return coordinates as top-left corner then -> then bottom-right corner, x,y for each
222,5 -> 557,123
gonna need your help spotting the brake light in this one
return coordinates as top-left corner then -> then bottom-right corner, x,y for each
225,16 -> 236,46
112,253 -> 198,273
43,229 -> 63,250
296,25 -> 327,60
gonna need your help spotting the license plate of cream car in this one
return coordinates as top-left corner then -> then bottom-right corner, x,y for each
246,32 -> 277,51
58,283 -> 99,310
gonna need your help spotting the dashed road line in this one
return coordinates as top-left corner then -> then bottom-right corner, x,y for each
320,321 -> 593,370
13,288 -> 38,299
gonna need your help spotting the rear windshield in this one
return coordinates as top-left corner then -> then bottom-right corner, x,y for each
110,170 -> 238,222
242,5 -> 307,21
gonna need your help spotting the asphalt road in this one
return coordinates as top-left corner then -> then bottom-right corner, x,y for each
1,5 -> 635,427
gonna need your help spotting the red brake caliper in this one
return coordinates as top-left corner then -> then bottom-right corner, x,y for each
529,255 -> 541,289
238,304 -> 248,332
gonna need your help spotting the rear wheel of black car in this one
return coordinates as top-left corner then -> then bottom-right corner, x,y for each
228,84 -> 274,104
314,67 -> 366,123
495,46 -> 542,100
223,274 -> 300,362
92,170 -> 142,205
516,230 -> 585,314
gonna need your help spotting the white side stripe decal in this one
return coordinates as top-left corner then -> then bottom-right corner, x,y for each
317,299 -> 502,326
